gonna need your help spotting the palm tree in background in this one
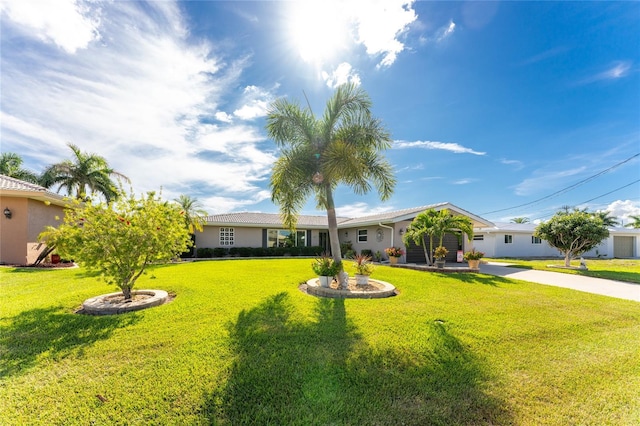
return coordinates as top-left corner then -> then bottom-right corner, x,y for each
40,143 -> 129,202
593,211 -> 619,227
625,215 -> 640,229
0,152 -> 39,184
267,83 -> 396,286
510,217 -> 530,224
174,195 -> 208,233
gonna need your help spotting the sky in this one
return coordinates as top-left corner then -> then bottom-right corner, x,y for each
1,0 -> 639,226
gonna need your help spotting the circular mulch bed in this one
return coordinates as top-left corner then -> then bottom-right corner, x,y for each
301,277 -> 397,299
80,290 -> 170,315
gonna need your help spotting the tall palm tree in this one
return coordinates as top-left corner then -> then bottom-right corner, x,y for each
593,211 -> 619,227
403,209 -> 439,265
40,143 -> 129,202
267,83 -> 395,285
625,215 -> 640,229
0,152 -> 39,183
510,217 -> 530,224
174,194 -> 208,233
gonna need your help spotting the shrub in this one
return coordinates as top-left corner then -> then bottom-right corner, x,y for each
361,249 -> 373,258
197,247 -> 214,258
311,255 -> 340,276
352,254 -> 374,275
385,247 -> 405,257
213,247 -> 227,257
463,249 -> 484,261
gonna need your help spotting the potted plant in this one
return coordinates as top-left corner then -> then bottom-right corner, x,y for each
433,246 -> 448,268
352,254 -> 374,285
384,247 -> 404,265
463,249 -> 484,269
312,255 -> 340,287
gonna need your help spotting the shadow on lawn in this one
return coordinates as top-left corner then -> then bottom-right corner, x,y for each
206,293 -> 512,425
453,272 -> 516,287
0,306 -> 139,377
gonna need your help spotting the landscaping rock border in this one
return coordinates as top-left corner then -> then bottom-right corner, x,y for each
81,290 -> 169,315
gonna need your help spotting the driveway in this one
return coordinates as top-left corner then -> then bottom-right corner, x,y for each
481,262 -> 640,302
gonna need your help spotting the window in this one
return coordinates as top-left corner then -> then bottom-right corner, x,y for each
357,229 -> 368,243
531,236 -> 542,244
267,229 -> 306,247
219,227 -> 235,246
504,235 -> 513,244
473,235 -> 484,241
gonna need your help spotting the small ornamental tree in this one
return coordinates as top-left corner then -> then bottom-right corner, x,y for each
40,191 -> 191,300
534,210 -> 609,267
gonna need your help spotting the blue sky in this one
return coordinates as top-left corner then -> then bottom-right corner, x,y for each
1,1 -> 639,225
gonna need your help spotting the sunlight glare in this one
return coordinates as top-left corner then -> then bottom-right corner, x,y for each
287,2 -> 350,64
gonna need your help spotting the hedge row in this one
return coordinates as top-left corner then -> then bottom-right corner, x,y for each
196,246 -> 325,258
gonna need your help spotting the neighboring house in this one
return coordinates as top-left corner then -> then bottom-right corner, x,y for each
0,175 -> 67,265
473,222 -> 640,259
198,202 -> 495,263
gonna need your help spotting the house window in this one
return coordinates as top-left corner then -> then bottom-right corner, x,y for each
267,229 -> 306,247
532,236 -> 542,244
473,235 -> 484,241
504,235 -> 513,244
357,229 -> 368,243
219,227 -> 235,246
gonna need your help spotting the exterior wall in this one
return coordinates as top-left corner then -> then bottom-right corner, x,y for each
196,226 -> 321,249
0,197 -> 29,264
338,225 -> 401,259
26,199 -> 65,264
0,196 -> 64,264
473,229 -> 640,259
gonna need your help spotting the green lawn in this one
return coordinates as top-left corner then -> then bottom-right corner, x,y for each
1,259 -> 639,425
485,258 -> 640,284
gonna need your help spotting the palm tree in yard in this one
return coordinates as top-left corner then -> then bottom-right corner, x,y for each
40,143 -> 129,202
510,217 -> 530,224
432,209 -> 474,250
0,152 -> 39,184
403,209 -> 439,265
267,83 -> 396,287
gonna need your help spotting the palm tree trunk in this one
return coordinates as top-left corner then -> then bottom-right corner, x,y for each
325,186 -> 347,288
421,236 -> 432,265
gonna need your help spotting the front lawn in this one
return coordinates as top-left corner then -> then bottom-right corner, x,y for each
1,259 -> 639,425
485,258 -> 640,284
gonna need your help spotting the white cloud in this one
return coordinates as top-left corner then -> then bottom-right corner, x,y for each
578,61 -> 633,85
199,190 -> 272,215
334,202 -> 395,218
322,63 -> 361,89
285,0 -> 417,69
352,0 -> 417,68
602,200 -> 640,226
394,140 -> 486,155
513,166 -> 586,196
0,1 -> 274,214
500,158 -> 524,170
453,178 -> 475,185
0,0 -> 101,53
436,21 -> 456,42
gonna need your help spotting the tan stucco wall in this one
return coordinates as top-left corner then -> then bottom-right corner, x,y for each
0,196 -> 64,265
196,226 -> 264,248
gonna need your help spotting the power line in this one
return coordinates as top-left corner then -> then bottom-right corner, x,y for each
481,153 -> 639,215
532,180 -> 640,221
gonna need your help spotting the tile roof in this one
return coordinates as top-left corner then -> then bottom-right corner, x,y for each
205,212 -> 350,228
0,174 -> 47,192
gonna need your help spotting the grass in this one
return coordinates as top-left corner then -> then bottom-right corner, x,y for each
485,258 -> 640,284
1,259 -> 639,425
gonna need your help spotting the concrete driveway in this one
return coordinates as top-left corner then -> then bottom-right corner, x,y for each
481,262 -> 640,302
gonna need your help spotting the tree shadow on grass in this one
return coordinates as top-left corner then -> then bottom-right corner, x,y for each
206,293 -> 512,425
0,306 -> 140,378
453,273 -> 517,287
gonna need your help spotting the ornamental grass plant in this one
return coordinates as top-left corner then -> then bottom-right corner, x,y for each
1,259 -> 639,425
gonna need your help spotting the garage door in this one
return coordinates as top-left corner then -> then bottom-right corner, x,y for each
613,236 -> 634,258
406,233 -> 460,263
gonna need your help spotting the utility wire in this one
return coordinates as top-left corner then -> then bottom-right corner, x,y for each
481,153 -> 639,215
532,180 -> 640,221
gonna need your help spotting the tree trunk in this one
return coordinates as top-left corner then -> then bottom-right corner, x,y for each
421,236 -> 432,265
325,187 -> 347,288
122,286 -> 132,301
564,253 -> 571,267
